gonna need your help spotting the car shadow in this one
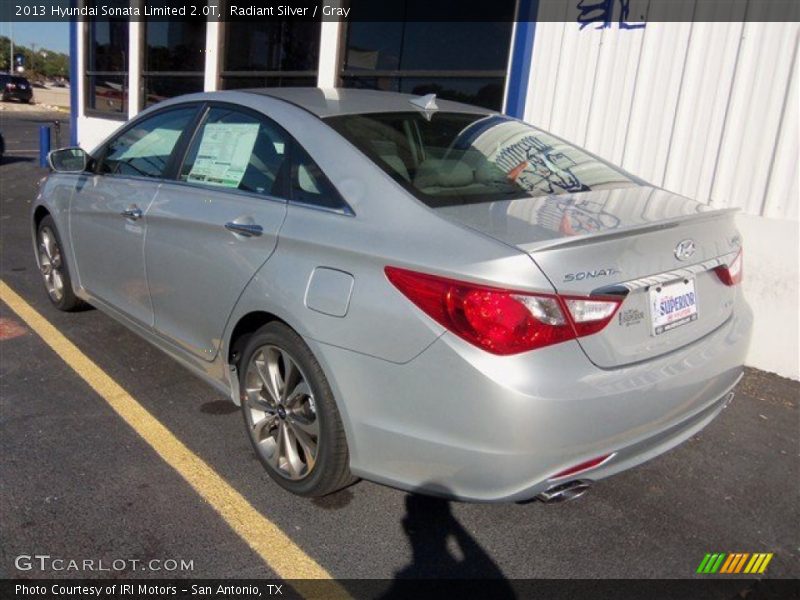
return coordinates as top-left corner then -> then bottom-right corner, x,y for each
378,484 -> 516,599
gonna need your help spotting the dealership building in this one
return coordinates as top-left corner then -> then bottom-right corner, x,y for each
67,5 -> 799,378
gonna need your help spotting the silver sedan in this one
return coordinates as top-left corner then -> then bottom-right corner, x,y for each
33,89 -> 751,502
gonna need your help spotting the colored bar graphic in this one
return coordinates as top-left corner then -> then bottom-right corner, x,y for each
697,554 -> 713,573
700,552 -> 774,575
719,554 -> 736,573
734,553 -> 749,573
758,553 -> 774,573
745,554 -> 761,573
713,553 -> 727,573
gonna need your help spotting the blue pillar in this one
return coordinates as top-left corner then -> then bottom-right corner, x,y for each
69,10 -> 78,146
504,0 -> 539,119
39,126 -> 51,167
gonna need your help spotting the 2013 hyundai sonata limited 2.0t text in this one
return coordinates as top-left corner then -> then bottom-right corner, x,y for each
33,88 -> 751,502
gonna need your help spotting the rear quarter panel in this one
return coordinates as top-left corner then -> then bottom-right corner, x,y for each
222,93 -> 558,365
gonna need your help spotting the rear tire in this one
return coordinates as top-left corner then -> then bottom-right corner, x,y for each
238,322 -> 355,497
36,215 -> 84,311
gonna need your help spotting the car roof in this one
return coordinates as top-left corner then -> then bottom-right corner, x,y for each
242,87 -> 495,118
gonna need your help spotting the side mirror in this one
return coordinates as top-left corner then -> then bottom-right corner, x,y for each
48,147 -> 88,173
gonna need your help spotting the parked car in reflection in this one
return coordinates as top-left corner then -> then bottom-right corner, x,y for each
32,89 -> 751,502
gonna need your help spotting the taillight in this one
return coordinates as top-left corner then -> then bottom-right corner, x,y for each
714,249 -> 743,286
385,267 -> 622,355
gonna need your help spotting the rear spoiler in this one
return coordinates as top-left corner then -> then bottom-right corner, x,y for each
526,208 -> 740,254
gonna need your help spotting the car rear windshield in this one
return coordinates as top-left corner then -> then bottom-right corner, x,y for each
325,112 -> 638,207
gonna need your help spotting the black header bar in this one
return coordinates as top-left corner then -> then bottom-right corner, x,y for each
1,0 -> 799,23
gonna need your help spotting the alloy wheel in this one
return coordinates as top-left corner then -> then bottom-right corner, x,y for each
243,345 -> 319,481
38,226 -> 65,302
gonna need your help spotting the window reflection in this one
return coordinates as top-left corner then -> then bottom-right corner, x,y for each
224,22 -> 320,72
221,77 -> 318,90
145,20 -> 206,71
143,20 -> 206,106
86,14 -> 128,115
341,5 -> 514,111
344,21 -> 513,72
341,77 -> 505,111
143,76 -> 206,107
87,74 -> 127,115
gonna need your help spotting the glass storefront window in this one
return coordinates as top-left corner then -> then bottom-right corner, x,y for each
341,2 -> 514,111
86,74 -> 128,115
143,20 -> 206,107
221,77 -> 318,90
341,76 -> 506,112
221,21 -> 320,90
85,16 -> 128,115
344,22 -> 512,73
144,76 -> 206,107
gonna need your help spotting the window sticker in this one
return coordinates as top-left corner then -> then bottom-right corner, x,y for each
187,123 -> 260,188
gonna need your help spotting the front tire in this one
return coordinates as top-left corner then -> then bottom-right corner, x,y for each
36,215 -> 83,311
238,322 -> 355,497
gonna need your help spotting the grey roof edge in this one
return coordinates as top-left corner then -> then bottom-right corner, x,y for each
240,87 -> 496,118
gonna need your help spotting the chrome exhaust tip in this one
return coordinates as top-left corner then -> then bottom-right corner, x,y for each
722,390 -> 735,409
536,480 -> 592,503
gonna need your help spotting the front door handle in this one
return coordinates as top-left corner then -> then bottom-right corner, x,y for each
121,206 -> 143,220
225,222 -> 263,237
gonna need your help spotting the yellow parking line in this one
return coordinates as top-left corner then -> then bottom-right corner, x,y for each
0,280 -> 348,596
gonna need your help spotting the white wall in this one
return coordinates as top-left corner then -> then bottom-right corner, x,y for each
76,115 -> 122,153
736,215 -> 799,380
525,21 -> 800,379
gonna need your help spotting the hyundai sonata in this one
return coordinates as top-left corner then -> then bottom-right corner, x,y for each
33,88 -> 751,502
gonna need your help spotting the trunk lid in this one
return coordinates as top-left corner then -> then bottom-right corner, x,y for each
435,186 -> 742,368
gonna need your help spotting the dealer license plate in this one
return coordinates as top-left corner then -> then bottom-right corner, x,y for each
649,278 -> 698,336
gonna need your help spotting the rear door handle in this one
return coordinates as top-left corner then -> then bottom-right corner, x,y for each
225,222 -> 263,237
121,206 -> 143,220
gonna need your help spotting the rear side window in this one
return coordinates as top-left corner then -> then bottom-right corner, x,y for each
289,144 -> 347,211
99,107 -> 197,178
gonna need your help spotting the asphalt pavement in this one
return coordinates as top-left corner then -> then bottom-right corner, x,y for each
1,110 -> 798,584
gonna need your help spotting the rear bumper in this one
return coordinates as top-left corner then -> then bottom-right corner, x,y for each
314,295 -> 753,502
3,89 -> 32,101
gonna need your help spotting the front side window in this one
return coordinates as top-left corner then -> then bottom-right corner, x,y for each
99,107 -> 197,178
325,112 -> 637,208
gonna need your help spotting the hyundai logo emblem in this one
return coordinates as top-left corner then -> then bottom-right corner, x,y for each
674,239 -> 696,261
